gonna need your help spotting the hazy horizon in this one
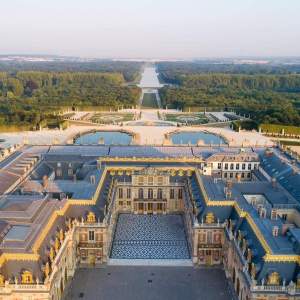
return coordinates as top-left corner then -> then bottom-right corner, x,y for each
1,0 -> 300,59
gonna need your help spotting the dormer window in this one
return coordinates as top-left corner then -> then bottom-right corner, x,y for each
271,209 -> 277,220
259,207 -> 266,218
56,168 -> 62,177
272,226 -> 279,237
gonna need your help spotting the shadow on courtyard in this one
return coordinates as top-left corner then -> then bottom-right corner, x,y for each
63,265 -> 234,300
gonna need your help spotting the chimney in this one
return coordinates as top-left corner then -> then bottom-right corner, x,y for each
90,175 -> 96,184
271,178 -> 277,189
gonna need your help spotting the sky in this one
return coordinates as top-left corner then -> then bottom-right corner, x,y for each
0,0 -> 300,59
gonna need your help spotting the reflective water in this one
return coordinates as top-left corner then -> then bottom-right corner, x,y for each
75,131 -> 132,145
139,67 -> 162,88
171,131 -> 226,145
126,121 -> 175,127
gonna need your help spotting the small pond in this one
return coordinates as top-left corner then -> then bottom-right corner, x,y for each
170,131 -> 226,145
75,131 -> 132,145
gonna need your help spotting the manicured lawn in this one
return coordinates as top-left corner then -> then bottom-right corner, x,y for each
142,93 -> 158,108
164,113 -> 209,125
91,113 -> 134,124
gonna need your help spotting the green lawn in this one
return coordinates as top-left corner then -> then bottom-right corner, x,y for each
164,113 -> 209,125
142,93 -> 158,108
91,113 -> 134,124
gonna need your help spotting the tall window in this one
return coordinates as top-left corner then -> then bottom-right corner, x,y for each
224,163 -> 228,170
148,188 -> 153,199
88,231 -> 95,241
178,188 -> 183,199
138,188 -> 144,199
127,188 -> 131,199
157,188 -> 163,199
158,176 -> 163,186
230,163 -> 234,170
118,188 -> 123,199
198,233 -> 206,243
217,163 -> 222,169
207,231 -> 212,244
148,176 -> 153,185
170,188 -> 175,199
138,177 -> 144,185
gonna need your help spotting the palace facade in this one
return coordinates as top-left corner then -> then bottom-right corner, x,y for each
0,145 -> 299,299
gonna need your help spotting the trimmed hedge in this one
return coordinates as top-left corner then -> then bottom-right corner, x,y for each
261,124 -> 300,135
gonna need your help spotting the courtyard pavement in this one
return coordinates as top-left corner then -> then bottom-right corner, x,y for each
110,214 -> 190,259
63,265 -> 234,300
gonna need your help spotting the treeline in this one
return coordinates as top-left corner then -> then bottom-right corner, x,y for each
0,71 -> 141,127
157,63 -> 300,127
157,61 -> 300,80
0,60 -> 143,82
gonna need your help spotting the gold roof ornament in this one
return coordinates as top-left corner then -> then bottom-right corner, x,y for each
187,170 -> 193,177
251,263 -> 256,279
87,211 -> 96,223
297,277 -> 300,289
110,170 -> 115,175
118,170 -> 123,175
170,170 -> 176,177
178,170 -> 184,177
59,229 -> 64,243
44,262 -> 50,280
0,274 -> 4,286
21,270 -> 33,284
238,230 -> 242,243
247,248 -> 252,262
205,212 -> 215,224
49,246 -> 55,262
54,237 -> 60,253
68,218 -> 72,230
126,170 -> 131,176
267,272 -> 280,285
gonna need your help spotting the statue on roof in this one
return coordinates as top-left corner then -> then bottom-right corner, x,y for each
267,272 -> 280,285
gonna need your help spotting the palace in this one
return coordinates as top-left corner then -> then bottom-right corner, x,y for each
0,144 -> 300,299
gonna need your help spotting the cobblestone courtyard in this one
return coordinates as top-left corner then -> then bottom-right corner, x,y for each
64,266 -> 233,300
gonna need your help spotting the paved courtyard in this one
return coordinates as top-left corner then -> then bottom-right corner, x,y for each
64,266 -> 233,300
110,214 -> 190,259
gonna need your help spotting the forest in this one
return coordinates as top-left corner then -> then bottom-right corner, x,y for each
0,70 -> 141,128
157,62 -> 300,127
0,60 -> 143,82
